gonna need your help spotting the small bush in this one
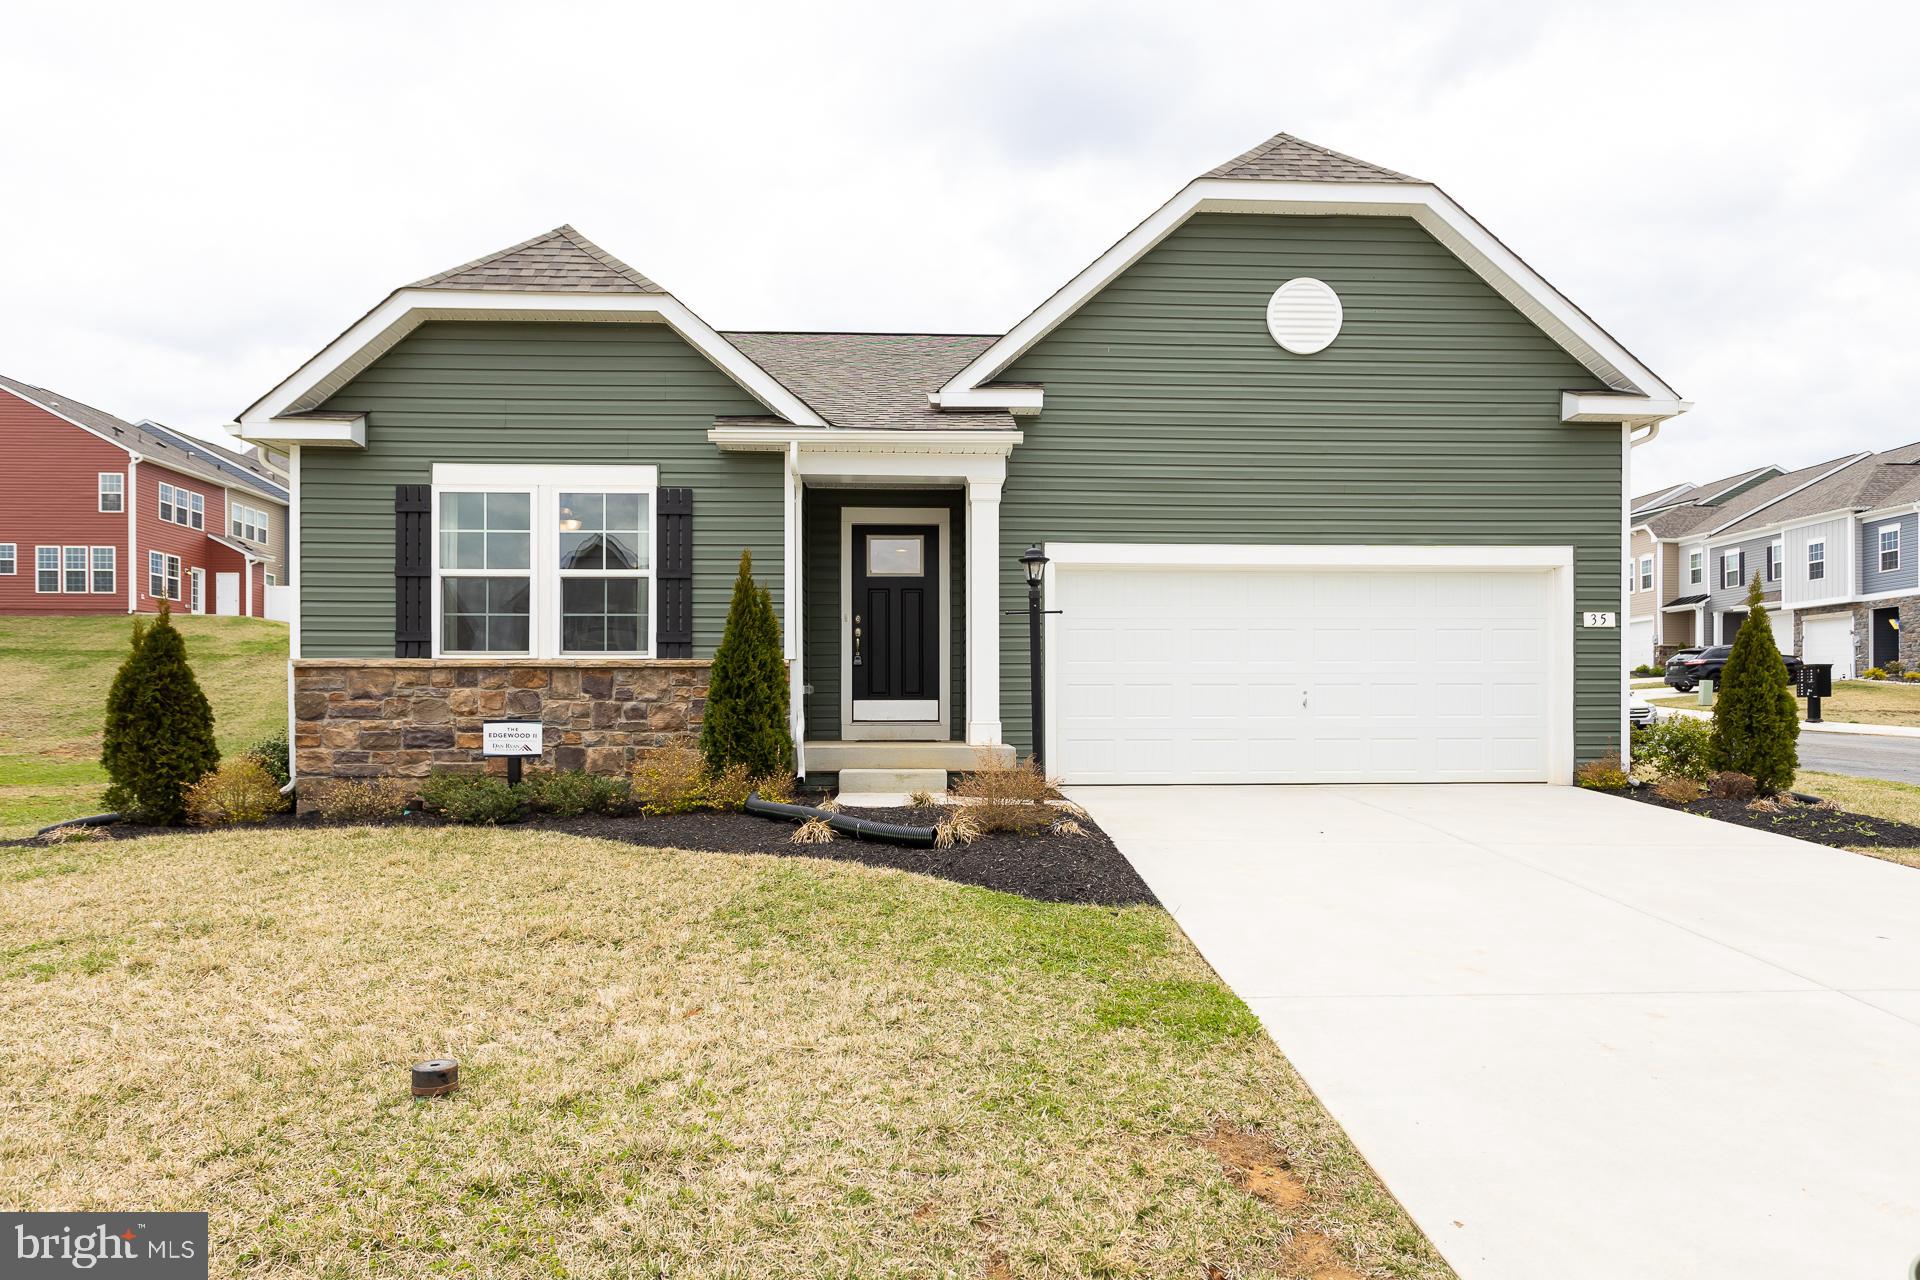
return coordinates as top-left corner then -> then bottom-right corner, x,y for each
521,768 -> 630,817
952,754 -> 1057,834
789,817 -> 834,845
1574,753 -> 1629,791
1653,775 -> 1701,804
701,762 -> 792,811
421,773 -> 525,824
1633,716 -> 1712,782
908,789 -> 938,808
631,746 -> 707,814
246,732 -> 291,790
933,809 -> 982,849
1631,664 -> 1663,678
1707,771 -> 1758,800
700,550 -> 793,779
1863,667 -> 1887,681
1887,659 -> 1905,677
310,778 -> 410,823
185,758 -> 286,826
1904,672 -> 1920,683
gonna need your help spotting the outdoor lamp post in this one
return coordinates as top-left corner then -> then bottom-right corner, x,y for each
1020,545 -> 1050,768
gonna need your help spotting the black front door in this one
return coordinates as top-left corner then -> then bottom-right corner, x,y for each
852,523 -> 939,721
1873,607 -> 1900,668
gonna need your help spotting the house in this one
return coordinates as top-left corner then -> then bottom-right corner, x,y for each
0,374 -> 290,618
1677,443 -> 1920,677
233,131 -> 1687,796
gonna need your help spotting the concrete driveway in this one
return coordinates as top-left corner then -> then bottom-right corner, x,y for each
1069,784 -> 1920,1280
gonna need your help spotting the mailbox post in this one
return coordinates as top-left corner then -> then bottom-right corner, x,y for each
1795,663 -> 1834,723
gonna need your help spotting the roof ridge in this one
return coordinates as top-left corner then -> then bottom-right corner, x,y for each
722,330 -> 1002,339
408,224 -> 663,293
546,224 -> 663,292
1204,130 -> 1420,183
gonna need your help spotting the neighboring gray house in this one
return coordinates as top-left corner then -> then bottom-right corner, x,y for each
234,131 -> 1688,795
1701,443 -> 1920,677
1626,466 -> 1783,666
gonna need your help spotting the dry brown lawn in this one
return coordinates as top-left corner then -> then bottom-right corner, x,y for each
1795,679 -> 1920,727
1795,771 -> 1920,869
0,828 -> 1452,1279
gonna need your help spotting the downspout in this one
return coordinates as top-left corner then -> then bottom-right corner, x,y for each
126,455 -> 140,613
785,440 -> 805,779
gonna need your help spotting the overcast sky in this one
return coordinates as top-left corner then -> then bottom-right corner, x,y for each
3,0 -> 1914,493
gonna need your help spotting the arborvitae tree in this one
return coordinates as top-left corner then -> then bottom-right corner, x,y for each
101,602 -> 220,824
1708,575 -> 1800,793
699,550 -> 793,779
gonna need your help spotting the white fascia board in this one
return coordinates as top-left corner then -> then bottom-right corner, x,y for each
708,425 -> 1021,455
939,178 -> 1680,403
1044,542 -> 1573,570
927,386 -> 1044,414
236,288 -> 826,434
238,414 -> 368,448
1702,453 -> 1873,538
1562,393 -> 1693,425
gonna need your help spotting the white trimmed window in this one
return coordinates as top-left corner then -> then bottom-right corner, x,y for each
166,555 -> 181,601
92,547 -> 115,594
1688,549 -> 1703,585
1767,541 -> 1783,582
36,546 -> 59,593
157,482 -> 175,523
0,544 -> 14,575
149,550 -> 165,598
98,472 -> 123,513
1880,525 -> 1901,573
432,464 -> 656,659
265,572 -> 277,586
63,546 -> 87,593
188,491 -> 204,530
1721,551 -> 1744,589
1637,556 -> 1652,590
231,502 -> 269,543
1808,539 -> 1825,581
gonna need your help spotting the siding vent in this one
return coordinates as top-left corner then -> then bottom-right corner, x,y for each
1266,278 -> 1343,355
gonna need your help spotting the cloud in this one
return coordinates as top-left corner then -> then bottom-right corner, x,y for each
1,0 -> 1914,488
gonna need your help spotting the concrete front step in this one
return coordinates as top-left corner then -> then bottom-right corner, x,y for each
836,768 -> 946,798
804,740 -> 1013,772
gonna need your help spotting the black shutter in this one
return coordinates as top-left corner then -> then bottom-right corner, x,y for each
656,487 -> 693,658
395,485 -> 431,657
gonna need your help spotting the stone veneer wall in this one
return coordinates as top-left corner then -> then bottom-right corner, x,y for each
292,660 -> 711,797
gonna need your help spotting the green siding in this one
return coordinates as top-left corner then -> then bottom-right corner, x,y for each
802,488 -> 966,741
999,213 -> 1623,767
300,322 -> 782,658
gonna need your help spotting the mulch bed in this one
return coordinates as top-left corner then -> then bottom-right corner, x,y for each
1626,787 -> 1920,850
11,803 -> 1158,908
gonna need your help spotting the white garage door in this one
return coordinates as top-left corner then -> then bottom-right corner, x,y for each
1802,613 -> 1855,679
1054,564 -> 1559,784
1769,608 -> 1795,657
1628,618 -> 1654,669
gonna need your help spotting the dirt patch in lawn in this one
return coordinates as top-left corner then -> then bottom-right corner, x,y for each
1199,1122 -> 1309,1211
11,803 -> 1157,907
1626,788 -> 1920,851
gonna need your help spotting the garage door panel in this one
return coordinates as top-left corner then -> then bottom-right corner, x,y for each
1056,563 -> 1556,784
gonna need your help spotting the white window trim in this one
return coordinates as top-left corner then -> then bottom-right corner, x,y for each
189,491 -> 204,530
98,472 -> 123,513
429,463 -> 659,661
148,550 -> 165,599
1808,538 -> 1826,581
166,554 -> 182,602
1721,551 -> 1743,589
189,567 -> 205,614
1879,524 -> 1901,573
157,482 -> 175,524
838,506 -> 953,742
1768,540 -> 1783,582
62,545 -> 88,594
1637,555 -> 1652,591
1688,549 -> 1704,585
91,546 -> 115,595
35,545 -> 59,593
0,543 -> 14,575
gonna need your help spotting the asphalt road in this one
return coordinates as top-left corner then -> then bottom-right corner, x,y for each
1795,731 -> 1920,784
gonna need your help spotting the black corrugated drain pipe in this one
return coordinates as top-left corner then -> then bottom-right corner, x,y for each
744,793 -> 937,848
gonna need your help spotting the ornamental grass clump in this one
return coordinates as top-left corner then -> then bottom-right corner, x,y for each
700,551 -> 793,780
1707,577 -> 1800,794
101,603 -> 219,825
184,758 -> 286,826
951,754 -> 1055,834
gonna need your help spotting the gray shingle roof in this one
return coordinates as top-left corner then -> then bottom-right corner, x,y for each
0,373 -> 286,503
411,225 -> 664,293
721,332 -> 1015,431
1204,132 -> 1420,183
1662,454 -> 1867,539
1709,446 -> 1920,538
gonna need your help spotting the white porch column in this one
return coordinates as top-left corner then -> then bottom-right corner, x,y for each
784,443 -> 806,773
965,478 -> 1004,745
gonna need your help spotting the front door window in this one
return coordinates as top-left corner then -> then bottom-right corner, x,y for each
851,523 -> 939,722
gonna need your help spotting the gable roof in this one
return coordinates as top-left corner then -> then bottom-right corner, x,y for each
1204,132 -> 1420,183
0,373 -> 287,503
721,332 -> 1012,431
410,225 -> 664,294
1709,444 -> 1920,538
1633,465 -> 1782,519
1647,453 -> 1868,539
934,130 -> 1682,413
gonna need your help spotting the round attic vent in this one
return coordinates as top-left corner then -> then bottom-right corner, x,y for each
1266,278 -> 1343,355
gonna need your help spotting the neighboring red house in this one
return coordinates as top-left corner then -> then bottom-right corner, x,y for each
0,373 -> 288,618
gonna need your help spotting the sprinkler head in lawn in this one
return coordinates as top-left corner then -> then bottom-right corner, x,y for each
410,1058 -> 458,1098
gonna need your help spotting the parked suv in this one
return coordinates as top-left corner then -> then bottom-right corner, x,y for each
1664,645 -> 1801,692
